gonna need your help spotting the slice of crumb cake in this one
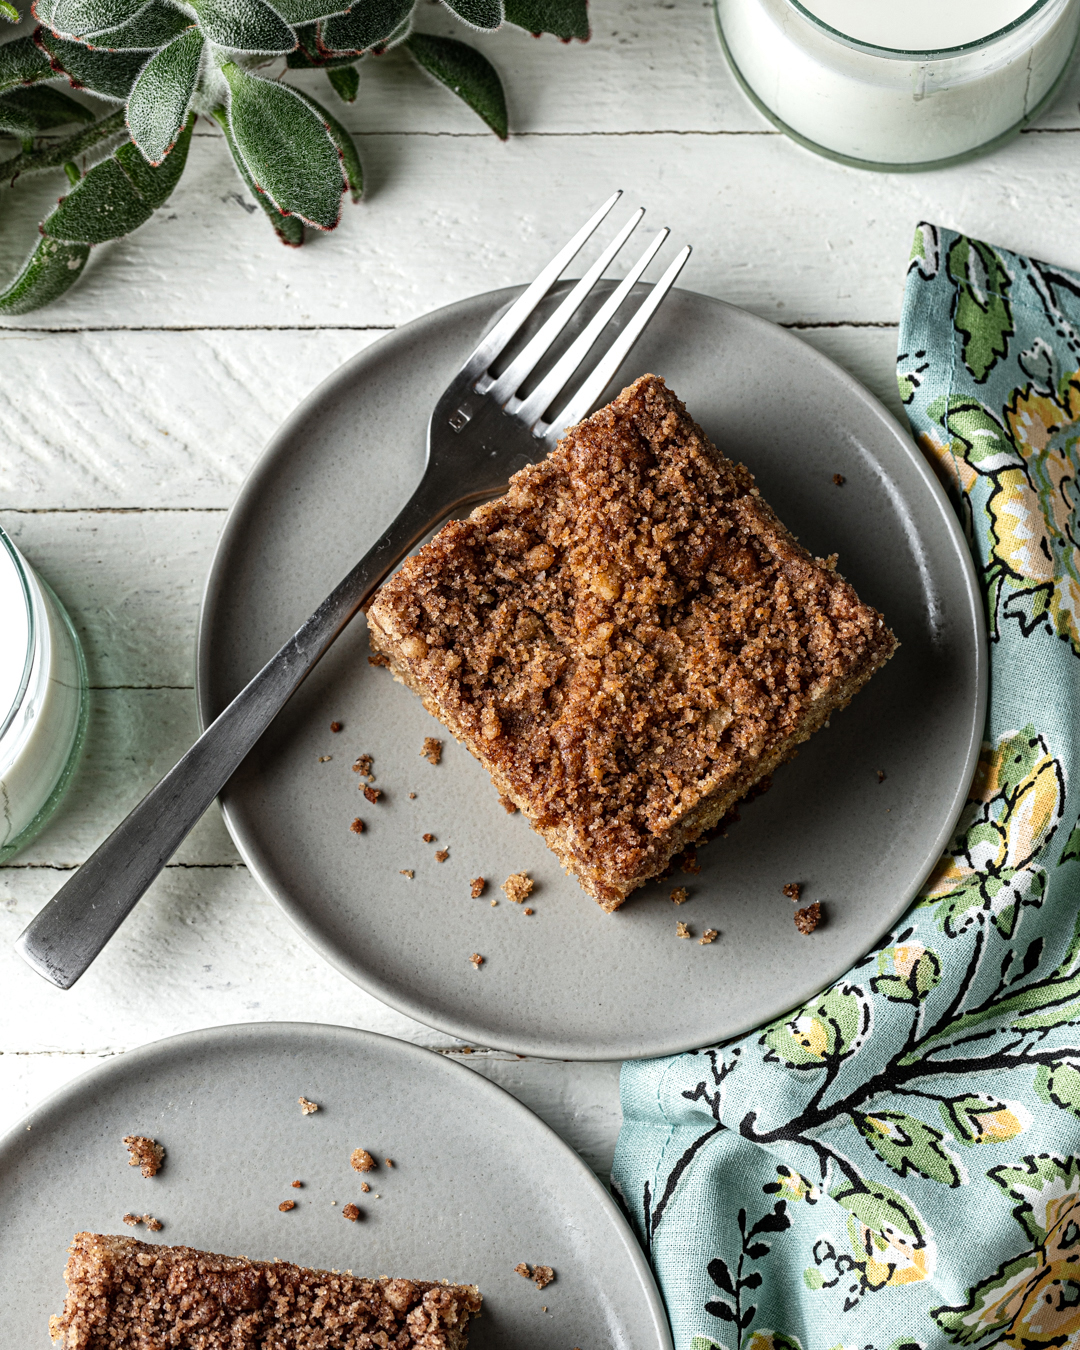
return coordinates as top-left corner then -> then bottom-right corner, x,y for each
50,1233 -> 481,1349
367,374 -> 897,911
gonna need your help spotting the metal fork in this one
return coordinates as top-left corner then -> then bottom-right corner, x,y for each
16,192 -> 691,989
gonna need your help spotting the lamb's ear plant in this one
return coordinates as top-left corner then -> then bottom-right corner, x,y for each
0,0 -> 588,312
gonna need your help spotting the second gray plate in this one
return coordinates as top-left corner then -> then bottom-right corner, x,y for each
197,285 -> 986,1060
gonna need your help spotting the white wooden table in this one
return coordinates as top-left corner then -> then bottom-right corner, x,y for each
3,0 -> 1079,1180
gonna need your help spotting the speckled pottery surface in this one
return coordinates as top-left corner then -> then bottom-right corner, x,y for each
0,1021 -> 671,1349
197,284 -> 986,1060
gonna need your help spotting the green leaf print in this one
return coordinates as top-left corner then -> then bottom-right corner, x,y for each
854,1110 -> 962,1186
942,1095 -> 1027,1146
1060,817 -> 1080,866
930,395 -> 1021,473
761,984 -> 871,1070
1035,1062 -> 1080,1118
947,235 -> 1014,383
871,943 -> 941,1003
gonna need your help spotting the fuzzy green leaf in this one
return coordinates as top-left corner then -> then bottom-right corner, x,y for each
0,3 -> 19,21
87,1 -> 192,49
319,0 -> 410,53
0,83 -> 93,133
45,153 -> 153,241
37,30 -> 149,97
504,0 -> 587,37
224,62 -> 342,228
125,25 -> 200,162
212,100 -> 303,246
443,0 -> 502,29
114,109 -> 191,202
50,0 -> 148,39
326,62 -> 356,99
271,0 -> 347,27
0,233 -> 88,313
291,84 -> 360,199
189,0 -> 294,52
285,21 -> 356,65
405,31 -> 506,137
0,35 -> 53,89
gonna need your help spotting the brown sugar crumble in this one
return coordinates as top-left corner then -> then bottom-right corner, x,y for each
833,473 -> 846,486
360,1181 -> 371,1193
352,754 -> 374,779
123,1135 -> 164,1178
342,1203 -> 361,1222
514,1263 -> 531,1279
671,887 -> 689,905
700,928 -> 719,945
470,952 -> 484,969
470,876 -> 486,898
498,795 -> 518,814
291,1180 -> 302,1188
532,1266 -> 555,1290
782,882 -> 802,901
278,1201 -> 295,1213
123,1214 -> 162,1231
366,375 -> 897,911
350,817 -> 365,834
421,737 -> 443,765
122,1214 -> 139,1227
502,872 -> 534,904
435,848 -> 449,863
680,847 -> 701,876
676,921 -> 691,939
298,1097 -> 319,1115
423,832 -> 435,843
523,907 -> 534,916
363,785 -> 383,804
795,901 -> 823,935
330,721 -> 343,732
351,1148 -> 377,1173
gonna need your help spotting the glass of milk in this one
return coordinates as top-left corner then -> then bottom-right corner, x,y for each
715,0 -> 1080,169
0,527 -> 87,862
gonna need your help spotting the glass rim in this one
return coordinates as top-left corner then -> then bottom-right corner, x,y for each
0,526 -> 35,745
787,0 -> 1054,58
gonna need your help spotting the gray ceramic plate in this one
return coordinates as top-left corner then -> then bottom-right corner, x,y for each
0,1021 -> 670,1349
197,285 -> 986,1060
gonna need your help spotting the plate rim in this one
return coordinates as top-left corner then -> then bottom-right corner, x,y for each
0,1019 -> 674,1350
196,284 -> 988,1060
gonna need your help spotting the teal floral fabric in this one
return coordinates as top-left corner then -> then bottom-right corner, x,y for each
612,223 -> 1080,1350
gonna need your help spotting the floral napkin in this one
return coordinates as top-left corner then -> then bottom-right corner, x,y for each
612,223 -> 1080,1350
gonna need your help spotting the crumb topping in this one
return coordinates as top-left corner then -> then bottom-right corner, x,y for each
782,882 -> 801,901
699,928 -> 718,945
361,1181 -> 371,1193
532,1266 -> 554,1290
122,1136 -> 164,1178
435,848 -> 449,863
423,832 -> 435,843
363,785 -> 382,804
291,1180 -> 302,1188
470,876 -> 486,898
298,1097 -> 319,1115
469,953 -> 484,969
278,1201 -> 295,1212
421,737 -> 443,765
342,1204 -> 360,1222
352,754 -> 373,779
502,872 -> 533,904
670,887 -> 688,905
351,1149 -> 376,1173
676,921 -> 691,939
498,795 -> 518,814
795,901 -> 822,935
350,817 -> 365,834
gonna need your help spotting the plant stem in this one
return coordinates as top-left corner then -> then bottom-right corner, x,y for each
1,108 -> 126,183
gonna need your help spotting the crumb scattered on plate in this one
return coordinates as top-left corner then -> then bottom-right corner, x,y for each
360,1181 -> 370,1193
400,869 -> 414,880
680,847 -> 701,875
351,1149 -> 376,1173
363,785 -> 382,804
795,902 -> 822,935
298,1097 -> 319,1115
318,755 -> 332,763
423,832 -> 435,843
782,882 -> 801,901
498,795 -> 517,814
523,907 -> 534,916
532,1266 -> 554,1290
291,1180 -> 302,1188
470,953 -> 484,969
342,1203 -> 360,1222
408,791 -> 416,799
877,769 -> 886,783
330,721 -> 342,732
435,848 -> 449,863
278,1200 -> 295,1212
502,873 -> 533,904
352,754 -> 373,779
833,473 -> 845,486
384,1158 -> 393,1167
123,1213 -> 162,1230
700,929 -> 718,945
676,921 -> 691,939
349,817 -> 364,834
123,1136 -> 164,1177
671,887 -> 688,905
470,877 -> 486,898
421,737 -> 442,765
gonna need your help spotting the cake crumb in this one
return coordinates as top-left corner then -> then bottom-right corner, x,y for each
470,877 -> 486,898
351,1148 -> 376,1173
532,1266 -> 554,1290
318,755 -> 332,763
523,907 -> 534,916
123,1135 -> 164,1178
278,1200 -> 295,1213
782,882 -> 801,901
470,952 -> 484,969
833,473 -> 845,486
385,1158 -> 394,1167
363,785 -> 382,804
360,1181 -> 370,1193
408,791 -> 417,799
490,899 -> 498,906
342,1203 -> 360,1222
515,1263 -> 531,1279
877,769 -> 886,783
400,869 -> 414,879
330,721 -> 343,732
676,921 -> 691,939
795,902 -> 822,935
498,795 -> 518,814
671,887 -> 689,905
352,754 -> 373,779
291,1180 -> 302,1188
502,872 -> 533,904
298,1097 -> 319,1115
680,847 -> 701,875
435,848 -> 449,863
700,929 -> 719,945
421,737 -> 443,765
143,1215 -> 163,1232
122,1213 -> 140,1227
350,817 -> 364,834
368,652 -> 389,667
423,833 -> 435,843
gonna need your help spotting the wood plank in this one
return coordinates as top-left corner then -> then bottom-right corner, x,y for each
2,130 -> 1080,332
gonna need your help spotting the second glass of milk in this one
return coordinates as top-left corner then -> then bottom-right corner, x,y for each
715,0 -> 1080,170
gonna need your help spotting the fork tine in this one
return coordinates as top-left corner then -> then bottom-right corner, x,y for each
512,228 -> 670,428
481,207 -> 646,403
540,244 -> 693,441
541,244 -> 692,441
458,191 -> 623,385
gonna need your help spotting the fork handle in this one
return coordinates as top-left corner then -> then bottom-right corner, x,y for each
15,485 -> 446,990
